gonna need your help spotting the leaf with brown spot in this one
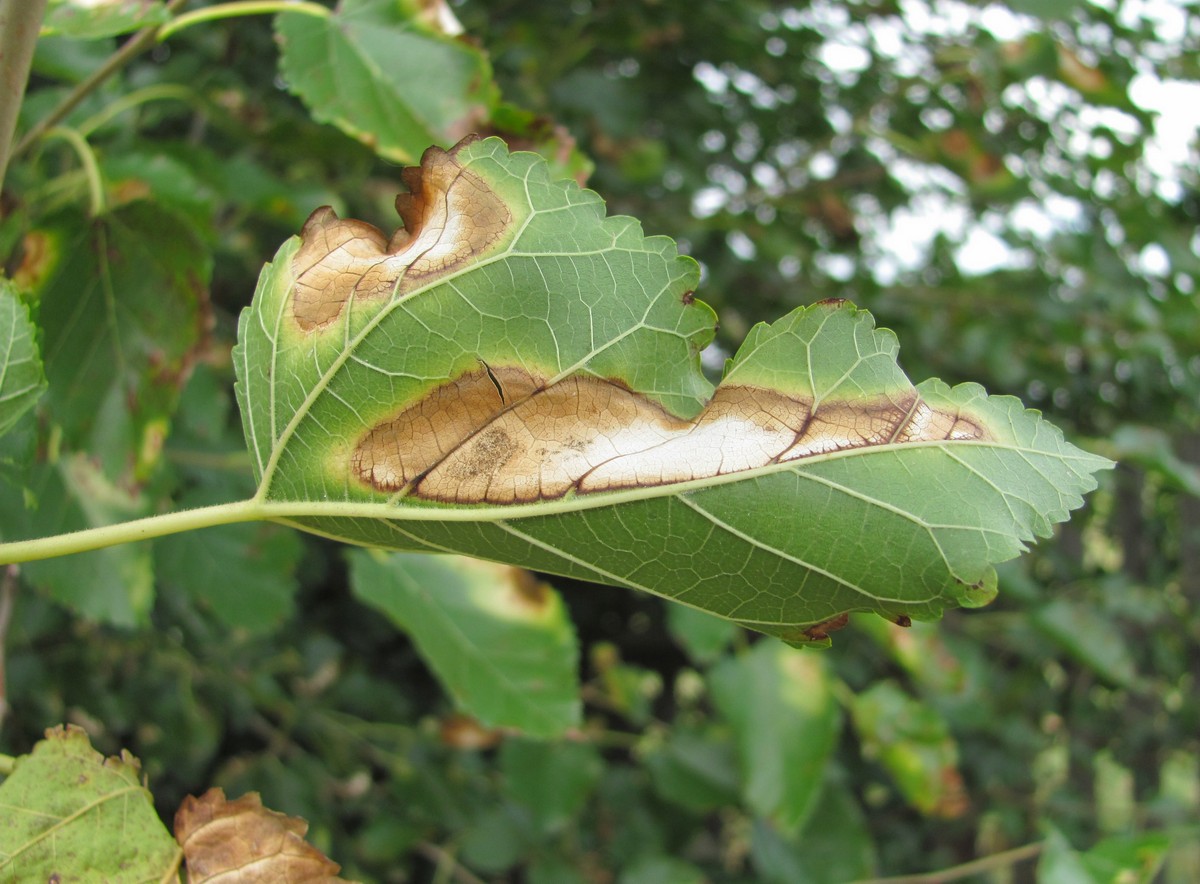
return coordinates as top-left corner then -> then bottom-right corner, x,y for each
175,789 -> 350,883
233,136 -> 1110,642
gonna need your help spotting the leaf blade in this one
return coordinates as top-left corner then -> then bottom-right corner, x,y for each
235,137 -> 1111,637
0,281 -> 46,438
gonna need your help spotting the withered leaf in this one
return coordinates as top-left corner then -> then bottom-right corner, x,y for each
233,136 -> 1110,641
175,789 -> 351,883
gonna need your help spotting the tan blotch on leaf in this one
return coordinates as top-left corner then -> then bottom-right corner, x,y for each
290,135 -> 512,330
353,365 -> 986,504
175,788 -> 351,883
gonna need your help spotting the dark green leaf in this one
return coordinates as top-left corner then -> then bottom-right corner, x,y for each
500,738 -> 602,835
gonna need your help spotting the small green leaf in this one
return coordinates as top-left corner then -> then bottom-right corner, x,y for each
43,0 -> 171,39
349,550 -> 580,737
276,0 -> 498,162
709,641 -> 840,834
644,726 -> 741,813
0,281 -> 46,438
500,738 -> 603,836
0,725 -> 179,880
849,680 -> 968,818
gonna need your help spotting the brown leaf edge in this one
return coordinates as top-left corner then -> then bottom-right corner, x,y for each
175,788 -> 351,883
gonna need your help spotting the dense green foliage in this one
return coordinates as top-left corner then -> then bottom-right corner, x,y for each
1,0 -> 1197,880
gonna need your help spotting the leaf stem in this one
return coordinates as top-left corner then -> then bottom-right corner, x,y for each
76,83 -> 199,138
42,127 -> 105,216
852,841 -> 1044,884
0,498 -> 266,565
11,0 -> 189,162
0,0 -> 49,190
156,0 -> 332,41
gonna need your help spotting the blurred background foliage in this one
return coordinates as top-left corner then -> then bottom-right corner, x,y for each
1,0 -> 1198,880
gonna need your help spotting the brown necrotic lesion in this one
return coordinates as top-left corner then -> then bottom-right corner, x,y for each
289,136 -> 512,331
351,366 -> 987,505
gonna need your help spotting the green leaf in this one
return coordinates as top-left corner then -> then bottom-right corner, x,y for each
643,726 -> 741,813
849,680 -> 968,818
666,602 -> 739,665
157,488 -> 302,634
0,281 -> 46,438
708,641 -> 840,834
0,725 -> 179,880
1033,598 -> 1138,687
749,782 -> 877,884
500,737 -> 602,835
43,0 -> 171,39
233,136 -> 1111,639
27,202 -> 209,481
348,550 -> 580,737
276,0 -> 498,163
0,455 -> 154,625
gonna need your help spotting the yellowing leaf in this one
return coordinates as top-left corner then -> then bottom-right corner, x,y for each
0,725 -> 180,881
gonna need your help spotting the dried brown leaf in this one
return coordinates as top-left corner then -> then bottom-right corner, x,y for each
175,788 -> 351,883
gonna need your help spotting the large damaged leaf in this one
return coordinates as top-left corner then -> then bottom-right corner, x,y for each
234,136 -> 1110,642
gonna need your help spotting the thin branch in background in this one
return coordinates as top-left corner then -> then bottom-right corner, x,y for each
0,0 -> 50,190
0,564 -> 18,731
852,841 -> 1045,884
415,842 -> 489,884
10,0 -> 190,163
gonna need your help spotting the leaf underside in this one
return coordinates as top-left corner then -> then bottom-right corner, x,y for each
233,136 -> 1111,642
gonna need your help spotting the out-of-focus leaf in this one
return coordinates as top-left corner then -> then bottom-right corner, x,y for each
856,616 -> 968,696
709,641 -> 839,833
666,602 -> 739,665
0,281 -> 46,437
1032,598 -> 1138,687
643,726 -> 741,812
619,856 -> 707,884
23,202 -> 209,481
43,0 -> 170,39
0,725 -> 179,880
1038,826 -> 1170,884
234,137 -> 1109,641
349,550 -> 580,738
849,680 -> 969,819
1,455 -> 154,625
591,643 -> 662,726
459,806 -> 530,874
750,780 -> 877,884
500,738 -> 602,836
1107,425 -> 1200,496
175,788 -> 349,882
276,0 -> 498,163
157,488 -> 302,633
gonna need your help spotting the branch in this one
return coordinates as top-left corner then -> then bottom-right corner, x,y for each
852,841 -> 1045,884
0,0 -> 49,191
11,0 -> 189,163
